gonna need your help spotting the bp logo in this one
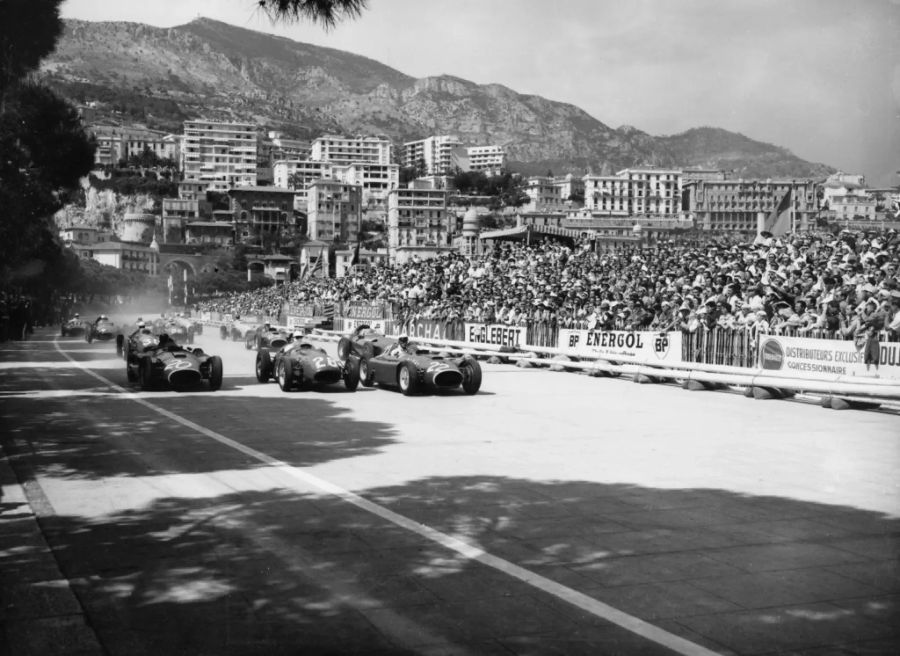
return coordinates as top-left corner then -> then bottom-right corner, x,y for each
760,339 -> 784,370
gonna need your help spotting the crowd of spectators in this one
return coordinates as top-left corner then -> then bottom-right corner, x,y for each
195,228 -> 900,343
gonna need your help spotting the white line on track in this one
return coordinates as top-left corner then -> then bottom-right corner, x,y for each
53,339 -> 722,656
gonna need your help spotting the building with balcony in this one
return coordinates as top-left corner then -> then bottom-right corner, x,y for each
181,120 -> 258,192
84,241 -> 160,274
274,160 -> 399,209
821,172 -> 876,222
387,186 -> 454,263
400,136 -> 463,176
90,125 -> 179,166
228,186 -> 300,246
161,198 -> 213,244
583,168 -> 682,217
259,131 -> 310,166
684,178 -> 819,236
466,145 -> 507,174
306,181 -> 363,244
310,135 -> 393,165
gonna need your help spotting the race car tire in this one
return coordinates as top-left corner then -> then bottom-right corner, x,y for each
116,335 -> 124,357
61,326 -> 67,337
220,325 -> 228,340
398,362 -> 420,396
86,332 -> 93,344
208,356 -> 224,391
139,357 -> 153,391
256,350 -> 272,383
359,357 -> 375,388
343,357 -> 360,391
276,359 -> 293,392
337,337 -> 351,361
245,334 -> 255,350
461,358 -> 483,395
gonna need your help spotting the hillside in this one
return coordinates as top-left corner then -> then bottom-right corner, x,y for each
41,17 -> 835,179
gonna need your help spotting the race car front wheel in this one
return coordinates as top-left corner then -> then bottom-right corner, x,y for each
359,358 -> 375,388
398,362 -> 420,396
208,356 -> 223,391
277,360 -> 292,392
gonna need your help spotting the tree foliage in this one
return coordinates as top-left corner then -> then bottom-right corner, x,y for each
0,0 -> 96,288
255,0 -> 367,29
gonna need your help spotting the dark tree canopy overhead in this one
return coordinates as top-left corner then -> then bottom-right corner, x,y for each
255,0 -> 367,28
0,0 -> 63,103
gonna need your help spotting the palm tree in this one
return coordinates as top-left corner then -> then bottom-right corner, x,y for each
255,0 -> 368,28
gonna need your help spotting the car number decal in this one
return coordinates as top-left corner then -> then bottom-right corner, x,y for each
427,362 -> 449,373
165,359 -> 192,371
313,356 -> 338,370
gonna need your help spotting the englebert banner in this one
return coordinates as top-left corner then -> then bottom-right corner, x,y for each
557,329 -> 682,362
758,335 -> 900,380
463,323 -> 526,348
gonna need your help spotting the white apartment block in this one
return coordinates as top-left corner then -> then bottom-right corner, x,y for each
583,168 -> 682,217
274,160 -> 399,208
466,145 -> 507,173
310,135 -> 393,165
387,187 -> 450,253
181,120 -> 258,192
401,136 -> 462,176
306,180 -> 363,243
90,125 -> 179,166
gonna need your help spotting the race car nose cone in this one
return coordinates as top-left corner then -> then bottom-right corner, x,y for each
168,369 -> 202,388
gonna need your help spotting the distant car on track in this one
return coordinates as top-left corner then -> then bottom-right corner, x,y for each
60,315 -> 86,337
220,318 -> 256,342
356,338 -> 482,396
337,325 -> 395,360
86,316 -> 117,344
266,338 -> 359,392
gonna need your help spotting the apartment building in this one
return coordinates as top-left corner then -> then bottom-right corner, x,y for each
306,180 -> 363,243
90,125 -> 179,166
310,135 -> 393,165
161,197 -> 213,244
387,185 -> 452,263
181,120 -> 258,192
259,131 -> 310,165
522,174 -> 584,211
466,145 -> 507,174
583,168 -> 682,217
228,186 -> 300,246
273,159 -> 399,208
400,136 -> 463,176
685,179 -> 819,235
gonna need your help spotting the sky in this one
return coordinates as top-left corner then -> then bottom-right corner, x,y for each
60,0 -> 900,186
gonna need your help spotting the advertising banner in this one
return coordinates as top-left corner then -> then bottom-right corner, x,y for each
463,323 -> 525,348
342,317 -> 390,333
405,320 -> 450,342
287,303 -> 316,318
345,303 -> 386,320
758,335 -> 900,380
557,329 -> 682,363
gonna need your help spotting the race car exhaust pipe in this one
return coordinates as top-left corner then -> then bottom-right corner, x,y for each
168,369 -> 202,388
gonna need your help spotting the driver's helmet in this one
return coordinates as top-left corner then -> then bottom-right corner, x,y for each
398,333 -> 409,347
137,321 -> 146,328
264,322 -> 271,329
74,313 -> 80,318
100,314 -> 108,320
292,330 -> 303,340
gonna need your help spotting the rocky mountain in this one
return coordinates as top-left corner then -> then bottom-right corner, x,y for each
41,17 -> 834,179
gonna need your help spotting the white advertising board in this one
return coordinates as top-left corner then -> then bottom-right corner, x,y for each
557,329 -> 683,363
463,323 -> 526,348
758,335 -> 900,380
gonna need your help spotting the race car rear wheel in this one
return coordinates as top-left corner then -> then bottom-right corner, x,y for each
359,357 -> 375,387
139,358 -> 153,391
116,335 -> 124,357
343,357 -> 360,391
461,358 -> 482,395
398,362 -> 420,396
256,350 -> 272,383
337,337 -> 351,360
208,356 -> 223,391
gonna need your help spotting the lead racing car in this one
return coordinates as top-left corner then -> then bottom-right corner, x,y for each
126,335 -> 223,391
60,314 -> 87,337
267,336 -> 359,392
355,336 -> 482,396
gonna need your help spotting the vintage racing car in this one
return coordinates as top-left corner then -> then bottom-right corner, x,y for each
357,339 -> 482,396
152,317 -> 194,344
60,315 -> 86,337
220,317 -> 256,342
126,337 -> 223,391
253,329 -> 293,382
85,316 -> 117,343
337,325 -> 395,360
268,340 -> 359,392
245,323 -> 288,350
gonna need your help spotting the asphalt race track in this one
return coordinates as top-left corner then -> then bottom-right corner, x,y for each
2,324 -> 899,655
